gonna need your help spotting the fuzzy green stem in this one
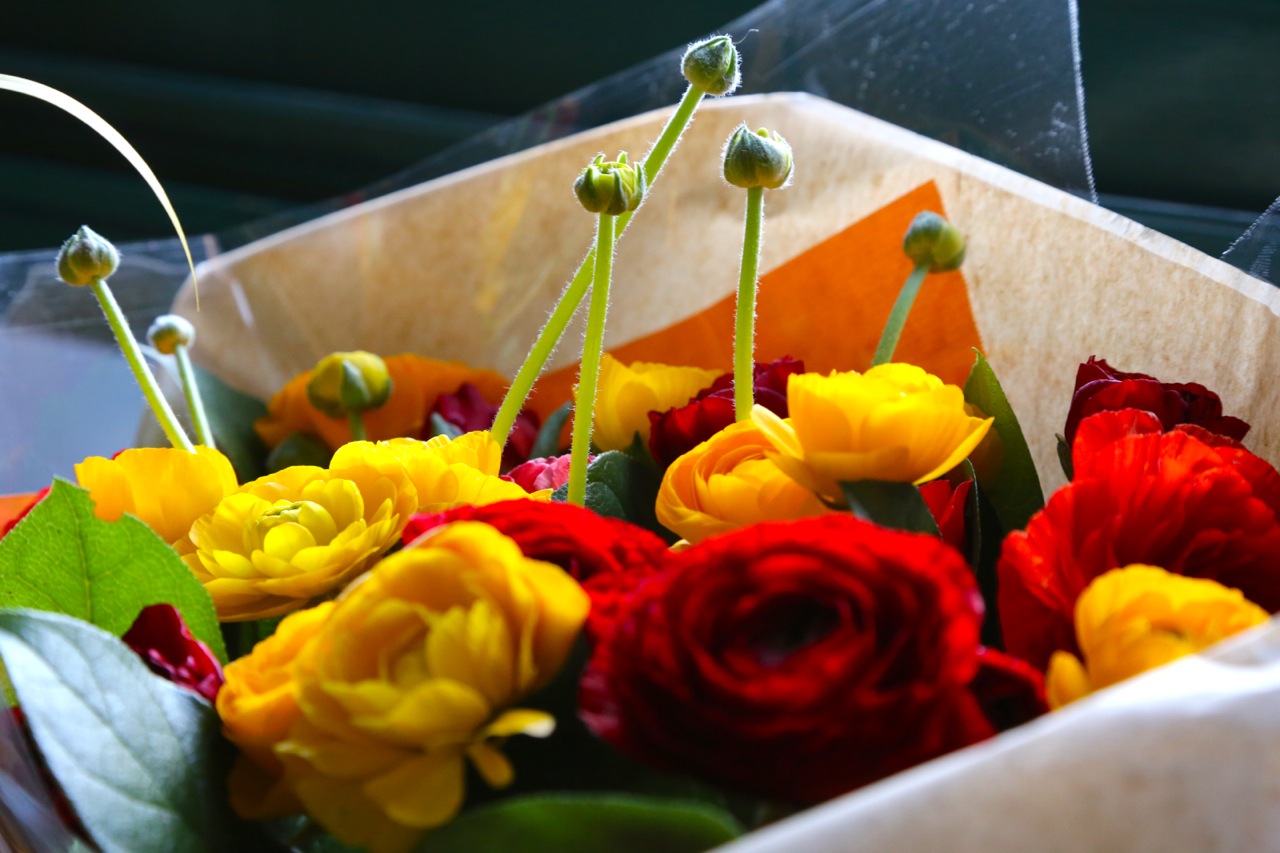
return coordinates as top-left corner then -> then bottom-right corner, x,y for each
734,186 -> 765,420
871,262 -> 930,367
490,84 -> 705,450
347,410 -> 368,443
173,344 -> 215,447
90,278 -> 194,452
566,214 -> 617,506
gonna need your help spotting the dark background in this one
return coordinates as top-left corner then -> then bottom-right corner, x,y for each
0,0 -> 1275,255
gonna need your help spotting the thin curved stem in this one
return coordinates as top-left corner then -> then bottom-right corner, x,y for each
90,278 -> 194,452
566,214 -> 616,506
871,262 -> 930,367
490,84 -> 705,450
734,186 -> 765,420
347,410 -> 367,443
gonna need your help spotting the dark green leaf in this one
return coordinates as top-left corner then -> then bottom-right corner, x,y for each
1055,433 -> 1074,481
194,365 -> 268,483
265,432 -> 332,473
529,402 -> 573,459
0,479 -> 226,661
959,460 -> 1005,648
0,609 -> 276,853
414,794 -> 741,853
963,351 -> 1045,533
840,480 -> 940,535
551,452 -> 672,541
428,413 -> 465,441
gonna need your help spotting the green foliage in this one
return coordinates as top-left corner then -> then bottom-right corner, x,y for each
552,451 -> 671,540
414,794 -> 741,853
528,401 -> 573,459
0,609 -> 275,853
840,480 -> 940,535
962,351 -> 1045,532
956,460 -> 1005,648
0,479 -> 225,661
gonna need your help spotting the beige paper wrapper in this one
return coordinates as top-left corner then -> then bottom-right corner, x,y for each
171,93 -> 1280,849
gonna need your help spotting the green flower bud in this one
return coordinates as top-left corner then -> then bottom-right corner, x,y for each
903,211 -> 966,272
306,351 -> 393,418
56,225 -> 120,286
266,432 -> 333,472
574,152 -> 646,216
146,314 -> 195,355
682,35 -> 741,96
722,125 -> 793,190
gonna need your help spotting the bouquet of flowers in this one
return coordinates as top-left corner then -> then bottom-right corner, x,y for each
3,10 -> 1280,853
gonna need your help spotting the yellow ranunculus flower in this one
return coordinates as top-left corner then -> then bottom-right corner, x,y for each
256,354 -> 511,450
218,602 -> 334,818
656,419 -> 829,544
751,363 -> 993,501
333,433 -> 548,514
75,446 -> 238,545
1046,565 -> 1268,709
593,354 -> 723,451
183,447 -> 418,621
221,522 -> 588,853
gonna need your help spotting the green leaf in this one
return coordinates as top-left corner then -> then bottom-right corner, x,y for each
0,609 -> 276,853
1055,432 -> 1074,481
414,794 -> 741,853
840,480 -> 940,535
550,451 -> 672,540
0,479 -> 226,662
195,365 -> 269,483
958,460 -> 1005,648
428,413 -> 465,441
963,351 -> 1045,533
529,402 -> 573,459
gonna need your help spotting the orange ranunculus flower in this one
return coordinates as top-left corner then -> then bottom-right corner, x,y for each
255,354 -> 510,450
593,354 -> 723,452
182,445 -> 418,621
1046,565 -> 1267,709
218,602 -> 334,817
74,446 -> 239,545
220,522 -> 589,853
656,419 -> 829,544
752,364 -> 992,502
332,433 -> 548,514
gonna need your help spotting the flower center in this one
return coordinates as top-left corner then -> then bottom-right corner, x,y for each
748,598 -> 840,666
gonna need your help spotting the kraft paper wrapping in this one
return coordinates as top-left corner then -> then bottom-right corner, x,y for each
169,93 -> 1280,849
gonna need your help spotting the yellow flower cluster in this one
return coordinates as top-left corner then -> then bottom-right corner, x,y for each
1047,565 -> 1268,709
76,432 -> 547,621
218,522 -> 589,853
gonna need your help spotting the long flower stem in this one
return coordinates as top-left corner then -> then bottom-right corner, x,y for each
734,186 -> 765,420
566,214 -> 617,506
347,410 -> 368,443
490,84 -> 705,450
871,262 -> 929,367
90,278 -> 194,452
173,344 -> 215,447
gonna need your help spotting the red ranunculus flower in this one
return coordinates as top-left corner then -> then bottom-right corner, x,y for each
403,499 -> 669,638
122,604 -> 225,703
648,357 -> 803,467
502,453 -> 579,493
1063,356 -> 1249,446
1000,408 -> 1280,670
580,515 -> 999,804
430,382 -> 541,470
919,478 -> 972,556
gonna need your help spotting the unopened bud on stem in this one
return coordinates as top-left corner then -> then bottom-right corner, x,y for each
682,35 -> 741,96
903,211 -> 966,272
147,314 -> 195,355
574,152 -> 646,216
307,351 -> 392,419
57,225 -> 120,286
723,125 -> 793,190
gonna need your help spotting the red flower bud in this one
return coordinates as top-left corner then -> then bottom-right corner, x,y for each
1063,356 -> 1249,447
502,453 -> 579,493
122,604 -> 225,703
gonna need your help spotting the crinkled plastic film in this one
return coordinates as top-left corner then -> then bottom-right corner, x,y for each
1223,195 -> 1280,287
0,0 -> 1093,493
